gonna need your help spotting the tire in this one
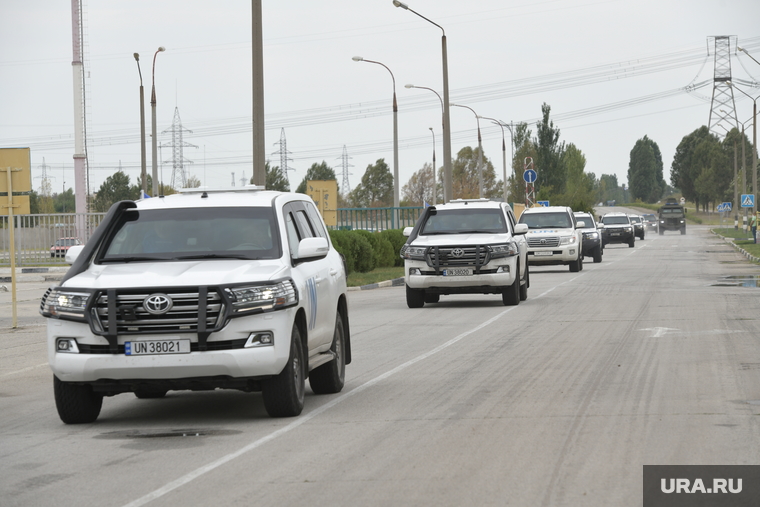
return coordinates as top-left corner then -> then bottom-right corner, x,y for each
502,273 -> 520,306
406,284 -> 424,308
53,375 -> 103,424
628,236 -> 635,248
579,254 -> 584,271
134,386 -> 169,399
519,264 -> 529,301
659,228 -> 664,235
262,325 -> 305,417
593,245 -> 602,263
569,255 -> 580,272
423,293 -> 440,304
680,227 -> 686,235
309,312 -> 346,395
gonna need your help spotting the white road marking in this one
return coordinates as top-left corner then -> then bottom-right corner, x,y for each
2,363 -> 47,377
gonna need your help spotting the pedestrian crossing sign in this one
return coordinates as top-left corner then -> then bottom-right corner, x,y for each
741,194 -> 755,208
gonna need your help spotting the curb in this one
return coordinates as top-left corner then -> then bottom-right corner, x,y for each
348,277 -> 405,291
711,230 -> 760,263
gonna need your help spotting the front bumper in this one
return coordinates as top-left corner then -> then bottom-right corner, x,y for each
602,229 -> 634,244
404,257 -> 518,290
526,245 -> 579,264
47,309 -> 296,383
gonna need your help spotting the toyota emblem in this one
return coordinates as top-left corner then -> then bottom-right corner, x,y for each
143,294 -> 173,315
451,248 -> 465,258
540,239 -> 547,245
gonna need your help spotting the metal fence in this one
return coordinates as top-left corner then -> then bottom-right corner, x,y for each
336,207 -> 423,231
0,207 -> 423,268
1,213 -> 106,267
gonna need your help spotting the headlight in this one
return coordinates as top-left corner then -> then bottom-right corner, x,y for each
624,226 -> 632,231
225,280 -> 298,314
584,232 -> 599,239
401,245 -> 427,260
560,235 -> 577,245
40,288 -> 91,321
489,242 -> 519,258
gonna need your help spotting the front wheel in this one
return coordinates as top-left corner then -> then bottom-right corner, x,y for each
406,284 -> 424,308
569,255 -> 581,272
309,312 -> 346,395
54,376 -> 103,424
519,264 -> 529,301
680,227 -> 686,235
502,273 -> 520,306
628,237 -> 635,248
593,245 -> 602,263
262,325 -> 305,417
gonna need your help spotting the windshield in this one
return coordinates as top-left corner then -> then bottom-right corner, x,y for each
420,208 -> 508,235
630,216 -> 641,223
661,208 -> 683,215
574,214 -> 593,227
519,212 -> 572,229
99,207 -> 281,262
602,215 -> 629,225
643,214 -> 656,221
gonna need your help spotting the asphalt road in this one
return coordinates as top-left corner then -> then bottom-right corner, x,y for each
3,217 -> 760,507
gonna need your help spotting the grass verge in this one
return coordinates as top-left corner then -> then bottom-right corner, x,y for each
347,266 -> 404,287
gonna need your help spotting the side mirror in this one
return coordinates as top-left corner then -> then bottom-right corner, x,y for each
403,226 -> 414,237
513,223 -> 529,235
65,245 -> 85,264
575,220 -> 586,228
296,237 -> 329,260
597,223 -> 605,229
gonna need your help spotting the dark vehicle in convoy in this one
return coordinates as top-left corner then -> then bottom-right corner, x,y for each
574,211 -> 603,263
658,198 -> 686,235
642,213 -> 658,233
600,212 -> 635,248
629,214 -> 645,240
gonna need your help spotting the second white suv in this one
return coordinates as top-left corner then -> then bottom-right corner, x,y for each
518,206 -> 584,272
400,199 -> 529,308
40,187 -> 350,423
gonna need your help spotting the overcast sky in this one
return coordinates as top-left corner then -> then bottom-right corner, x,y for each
1,0 -> 760,201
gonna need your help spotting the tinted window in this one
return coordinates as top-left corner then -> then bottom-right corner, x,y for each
99,207 -> 281,261
303,201 -> 328,239
519,212 -> 572,229
602,215 -> 630,225
420,208 -> 508,235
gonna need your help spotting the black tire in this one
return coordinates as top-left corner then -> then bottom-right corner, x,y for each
53,375 -> 103,424
659,228 -> 664,235
262,325 -> 305,417
134,386 -> 169,399
579,253 -> 584,271
309,312 -> 346,395
680,227 -> 686,235
628,237 -> 635,248
593,244 -> 602,263
569,255 -> 581,272
406,284 -> 424,308
423,293 -> 440,304
502,274 -> 520,306
519,264 -> 529,301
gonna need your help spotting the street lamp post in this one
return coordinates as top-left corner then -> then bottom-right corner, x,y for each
479,116 -> 513,203
150,46 -> 165,197
452,103 -> 483,198
393,1 -> 452,203
134,53 -> 147,197
730,82 -> 759,223
406,83 -> 443,204
429,127 -> 436,205
353,56 -> 399,215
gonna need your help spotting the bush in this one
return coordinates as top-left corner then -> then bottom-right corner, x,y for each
379,229 -> 407,267
328,230 -> 355,275
353,230 -> 395,268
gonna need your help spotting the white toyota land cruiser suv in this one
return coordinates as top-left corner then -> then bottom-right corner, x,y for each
400,199 -> 529,308
40,187 -> 351,423
518,206 -> 585,272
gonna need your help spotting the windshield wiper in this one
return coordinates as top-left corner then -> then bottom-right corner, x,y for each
172,253 -> 253,260
101,256 -> 167,263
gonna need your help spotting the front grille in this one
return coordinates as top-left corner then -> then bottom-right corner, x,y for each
527,237 -> 560,248
426,245 -> 489,268
93,289 -> 225,335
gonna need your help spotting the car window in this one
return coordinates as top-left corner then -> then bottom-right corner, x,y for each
519,212 -> 572,229
602,215 -> 629,225
420,208 -> 507,235
303,201 -> 328,240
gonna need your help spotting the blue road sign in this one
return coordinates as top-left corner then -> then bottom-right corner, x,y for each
741,194 -> 755,208
717,202 -> 732,212
523,169 -> 537,183
537,200 -> 550,207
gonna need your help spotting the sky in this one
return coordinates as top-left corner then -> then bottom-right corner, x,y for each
1,0 -> 760,203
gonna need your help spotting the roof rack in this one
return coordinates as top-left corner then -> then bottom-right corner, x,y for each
178,185 -> 266,194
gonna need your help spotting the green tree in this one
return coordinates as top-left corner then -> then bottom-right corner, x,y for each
54,188 -> 75,213
507,122 -> 535,204
348,159 -> 393,207
558,144 -> 595,211
451,146 -> 501,199
628,136 -> 663,203
671,126 -> 719,210
296,161 -> 337,194
261,161 -> 291,192
692,138 -> 730,210
93,170 -> 132,212
598,174 -> 624,204
534,103 -> 565,195
402,162 -> 436,206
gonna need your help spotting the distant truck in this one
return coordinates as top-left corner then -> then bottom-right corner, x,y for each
658,198 -> 686,235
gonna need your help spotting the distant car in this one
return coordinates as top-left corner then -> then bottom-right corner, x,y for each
600,213 -> 635,247
574,211 -> 603,263
518,206 -> 584,272
641,213 -> 658,233
50,237 -> 82,257
628,214 -> 645,240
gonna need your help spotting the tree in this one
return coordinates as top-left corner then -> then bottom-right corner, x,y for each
671,126 -> 720,210
296,161 -> 337,194
507,122 -> 535,204
628,136 -> 663,203
93,171 -> 132,212
402,162 -> 436,206
692,138 -> 730,210
54,188 -> 75,213
598,174 -> 624,205
534,103 -> 565,195
559,144 -> 595,211
348,159 -> 394,207
262,161 -> 291,192
186,175 -> 202,188
451,146 -> 501,199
